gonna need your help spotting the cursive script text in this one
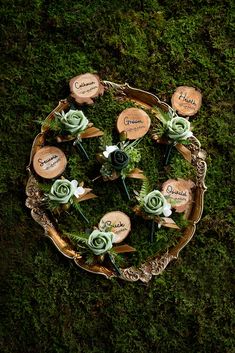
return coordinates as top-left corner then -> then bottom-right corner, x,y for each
103,220 -> 125,228
166,185 -> 187,197
178,91 -> 196,106
38,155 -> 58,167
75,81 -> 96,89
124,117 -> 143,125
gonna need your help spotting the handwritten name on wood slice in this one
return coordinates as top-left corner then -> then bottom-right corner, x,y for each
171,86 -> 202,116
99,211 -> 131,243
33,146 -> 67,179
117,107 -> 151,140
161,179 -> 195,213
69,73 -> 104,105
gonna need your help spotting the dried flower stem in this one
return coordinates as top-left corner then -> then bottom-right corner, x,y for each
149,219 -> 156,243
120,176 -> 130,201
73,139 -> 89,161
107,253 -> 122,276
164,143 -> 174,166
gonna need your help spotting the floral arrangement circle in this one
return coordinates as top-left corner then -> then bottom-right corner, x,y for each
26,76 -> 207,283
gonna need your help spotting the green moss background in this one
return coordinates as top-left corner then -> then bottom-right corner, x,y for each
1,1 -> 234,352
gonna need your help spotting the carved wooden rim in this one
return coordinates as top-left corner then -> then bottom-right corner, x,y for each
25,81 -> 207,283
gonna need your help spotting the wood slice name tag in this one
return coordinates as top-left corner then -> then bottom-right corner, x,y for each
161,179 -> 195,213
117,108 -> 151,140
69,73 -> 104,105
171,86 -> 202,117
33,146 -> 67,179
98,211 -> 131,243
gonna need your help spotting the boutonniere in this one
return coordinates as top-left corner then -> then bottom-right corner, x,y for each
64,227 -> 135,276
95,135 -> 146,200
152,109 -> 193,165
42,108 -> 103,161
133,180 -> 179,242
42,177 -> 97,223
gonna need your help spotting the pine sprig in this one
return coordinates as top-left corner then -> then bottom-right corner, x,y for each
138,179 -> 150,205
38,183 -> 51,193
162,110 -> 173,123
64,231 -> 88,247
41,114 -> 64,133
152,123 -> 167,138
45,198 -> 64,214
152,106 -> 172,124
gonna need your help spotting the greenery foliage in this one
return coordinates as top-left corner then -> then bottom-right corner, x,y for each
1,1 -> 234,353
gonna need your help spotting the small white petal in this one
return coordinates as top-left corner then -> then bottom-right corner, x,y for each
74,187 -> 85,198
106,145 -> 118,153
71,180 -> 78,189
164,209 -> 172,217
163,203 -> 172,217
185,131 -> 193,138
158,223 -> 162,229
103,145 -> 118,158
77,186 -> 85,195
74,190 -> 79,198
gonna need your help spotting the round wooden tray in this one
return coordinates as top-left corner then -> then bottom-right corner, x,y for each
25,81 -> 207,283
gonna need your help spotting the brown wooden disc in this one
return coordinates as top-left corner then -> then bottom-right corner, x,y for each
69,73 -> 104,104
117,107 -> 151,140
171,86 -> 202,116
98,211 -> 131,243
161,179 -> 195,213
33,146 -> 67,179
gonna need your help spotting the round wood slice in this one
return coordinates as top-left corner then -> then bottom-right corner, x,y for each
117,107 -> 151,140
171,86 -> 202,116
161,179 -> 195,213
33,146 -> 67,179
69,73 -> 104,104
98,211 -> 131,243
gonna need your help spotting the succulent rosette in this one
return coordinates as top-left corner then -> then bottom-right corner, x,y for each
48,179 -> 84,204
59,109 -> 89,135
103,145 -> 130,170
143,190 -> 172,217
109,149 -> 130,170
102,145 -> 130,171
166,117 -> 193,141
87,230 -> 114,255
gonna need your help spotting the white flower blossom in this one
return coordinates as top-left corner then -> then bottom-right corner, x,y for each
103,145 -> 118,158
143,190 -> 172,217
162,202 -> 172,217
71,180 -> 85,198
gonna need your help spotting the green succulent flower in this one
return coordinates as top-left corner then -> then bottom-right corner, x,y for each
87,230 -> 114,255
59,109 -> 89,135
109,149 -> 130,170
143,190 -> 172,217
48,179 -> 77,204
166,117 -> 193,141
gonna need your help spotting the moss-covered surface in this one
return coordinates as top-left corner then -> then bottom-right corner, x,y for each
39,92 -> 194,267
1,1 -> 234,352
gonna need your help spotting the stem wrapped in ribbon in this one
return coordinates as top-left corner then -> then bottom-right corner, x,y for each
45,178 -> 97,223
43,108 -> 103,161
151,108 -> 193,165
96,136 -> 146,200
134,180 -> 179,242
164,114 -> 193,165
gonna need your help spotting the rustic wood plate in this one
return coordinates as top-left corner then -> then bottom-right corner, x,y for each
25,81 -> 207,283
